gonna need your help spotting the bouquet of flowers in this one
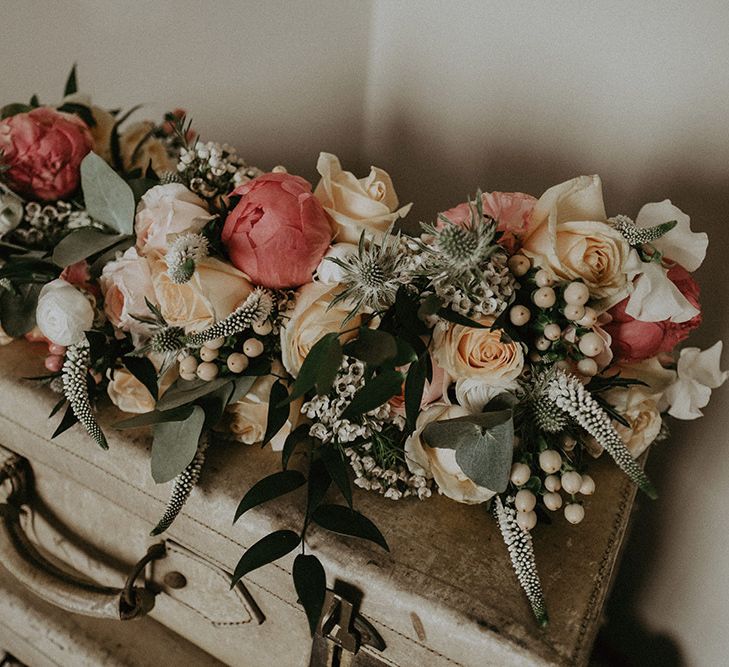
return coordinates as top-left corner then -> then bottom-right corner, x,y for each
0,68 -> 724,630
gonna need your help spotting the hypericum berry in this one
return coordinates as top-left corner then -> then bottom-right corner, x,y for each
515,489 -> 537,512
539,449 -> 562,474
563,303 -> 585,321
242,338 -> 264,357
252,319 -> 273,336
577,306 -> 598,327
535,336 -> 551,351
510,462 -> 531,486
196,362 -> 219,381
509,305 -> 531,326
577,357 -> 598,376
227,353 -> 249,374
516,510 -> 537,531
543,323 -> 562,341
544,474 -> 561,492
507,254 -> 530,277
534,269 -> 553,287
564,503 -> 585,525
563,281 -> 589,306
532,286 -> 556,309
579,475 -> 596,495
543,492 -> 563,511
561,471 -> 582,495
578,332 -> 603,357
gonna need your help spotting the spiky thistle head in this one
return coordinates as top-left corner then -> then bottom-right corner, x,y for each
150,326 -> 186,353
165,233 -> 209,284
327,230 -> 407,322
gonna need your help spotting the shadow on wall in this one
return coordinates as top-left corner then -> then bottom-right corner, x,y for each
363,115 -> 729,667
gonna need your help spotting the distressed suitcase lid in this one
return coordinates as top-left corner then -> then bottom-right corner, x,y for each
0,342 -> 639,666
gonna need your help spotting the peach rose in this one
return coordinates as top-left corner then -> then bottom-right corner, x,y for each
120,120 -> 177,175
405,404 -> 496,504
100,247 -> 157,336
605,386 -> 662,457
106,360 -> 177,414
521,176 -> 631,300
432,316 -> 524,386
149,255 -> 253,333
226,374 -> 303,450
280,281 -> 367,376
314,152 -> 412,243
135,184 -> 213,256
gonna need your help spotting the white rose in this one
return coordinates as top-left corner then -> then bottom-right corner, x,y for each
314,152 -> 412,243
404,403 -> 496,504
315,243 -> 358,284
35,279 -> 95,346
226,375 -> 302,450
280,282 -> 368,376
454,378 -> 508,413
135,184 -> 213,255
0,186 -> 23,236
661,342 -> 727,420
605,386 -> 663,458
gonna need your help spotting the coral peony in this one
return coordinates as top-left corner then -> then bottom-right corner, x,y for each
0,107 -> 92,200
222,173 -> 333,289
605,264 -> 701,363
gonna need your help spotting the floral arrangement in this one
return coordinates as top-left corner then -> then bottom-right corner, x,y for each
0,68 -> 725,630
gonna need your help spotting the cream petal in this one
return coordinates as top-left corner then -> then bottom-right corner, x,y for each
625,260 -> 700,323
532,175 -> 606,227
677,342 -> 728,389
635,200 -> 707,272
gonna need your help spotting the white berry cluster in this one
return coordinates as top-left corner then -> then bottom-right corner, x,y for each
177,140 -> 262,199
302,358 -> 403,445
344,443 -> 432,500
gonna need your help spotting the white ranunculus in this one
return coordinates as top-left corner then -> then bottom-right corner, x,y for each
134,184 -> 213,255
35,279 -> 95,346
634,200 -> 707,272
624,254 -> 700,323
315,243 -> 357,284
0,187 -> 23,236
404,403 -> 496,504
314,152 -> 412,244
660,342 -> 727,420
455,378 -> 512,414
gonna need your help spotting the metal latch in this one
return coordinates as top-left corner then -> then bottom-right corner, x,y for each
309,591 -> 386,667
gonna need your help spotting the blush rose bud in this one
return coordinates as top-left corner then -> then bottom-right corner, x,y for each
0,108 -> 93,200
221,173 -> 333,289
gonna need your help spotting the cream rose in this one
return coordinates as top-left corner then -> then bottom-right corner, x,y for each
226,375 -> 302,450
432,316 -> 524,386
100,247 -> 157,336
280,282 -> 367,376
35,279 -> 95,346
605,386 -> 662,457
135,184 -> 213,255
149,255 -> 253,333
106,360 -> 177,414
314,152 -> 412,243
521,175 -> 631,300
405,403 -> 496,504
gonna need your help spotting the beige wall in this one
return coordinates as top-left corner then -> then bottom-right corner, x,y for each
2,1 -> 729,664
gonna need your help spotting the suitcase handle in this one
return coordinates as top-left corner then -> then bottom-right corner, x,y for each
0,453 -> 161,621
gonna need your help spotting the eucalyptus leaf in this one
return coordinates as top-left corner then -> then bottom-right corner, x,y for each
230,530 -> 300,588
422,410 -> 514,493
80,152 -> 135,235
293,554 -> 326,636
341,368 -> 403,420
151,405 -> 205,483
52,227 -> 129,268
114,405 -> 195,430
197,381 -> 234,428
262,380 -> 290,447
0,283 -> 41,337
156,377 -> 230,411
233,470 -> 306,522
229,375 -> 257,403
311,504 -> 389,552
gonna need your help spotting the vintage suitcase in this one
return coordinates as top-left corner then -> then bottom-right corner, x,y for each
0,341 -> 640,666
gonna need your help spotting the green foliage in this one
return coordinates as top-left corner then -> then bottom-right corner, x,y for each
422,409 -> 514,493
287,333 -> 342,401
340,368 -> 403,420
282,424 -> 311,470
0,103 -> 32,119
80,152 -> 135,235
156,377 -> 230,411
234,470 -> 306,523
343,327 -> 397,365
437,307 -> 488,328
122,355 -> 159,401
230,530 -> 300,588
52,404 -> 79,438
320,447 -> 353,508
0,283 -> 42,337
262,380 -> 290,447
311,504 -> 389,552
293,554 -> 326,636
306,458 -> 331,515
64,64 -> 78,96
114,405 -> 195,430
404,354 -> 427,432
151,405 -> 205,483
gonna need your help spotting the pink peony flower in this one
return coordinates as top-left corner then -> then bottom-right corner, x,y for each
440,191 -> 537,254
605,264 -> 701,363
0,107 -> 92,200
222,173 -> 333,289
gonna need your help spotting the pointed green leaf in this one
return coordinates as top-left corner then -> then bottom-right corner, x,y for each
262,380 -> 290,447
282,424 -> 311,470
288,333 -> 342,401
64,64 -> 78,96
404,355 -> 426,432
230,530 -> 300,588
311,504 -> 389,552
1,103 -> 31,119
293,554 -> 326,636
307,458 -> 331,515
343,328 -> 397,366
52,404 -> 79,439
80,152 -> 135,235
123,355 -> 159,401
234,470 -> 306,523
151,406 -> 205,483
340,368 -> 403,420
321,447 -> 352,508
114,405 -> 195,429
156,377 -> 230,411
